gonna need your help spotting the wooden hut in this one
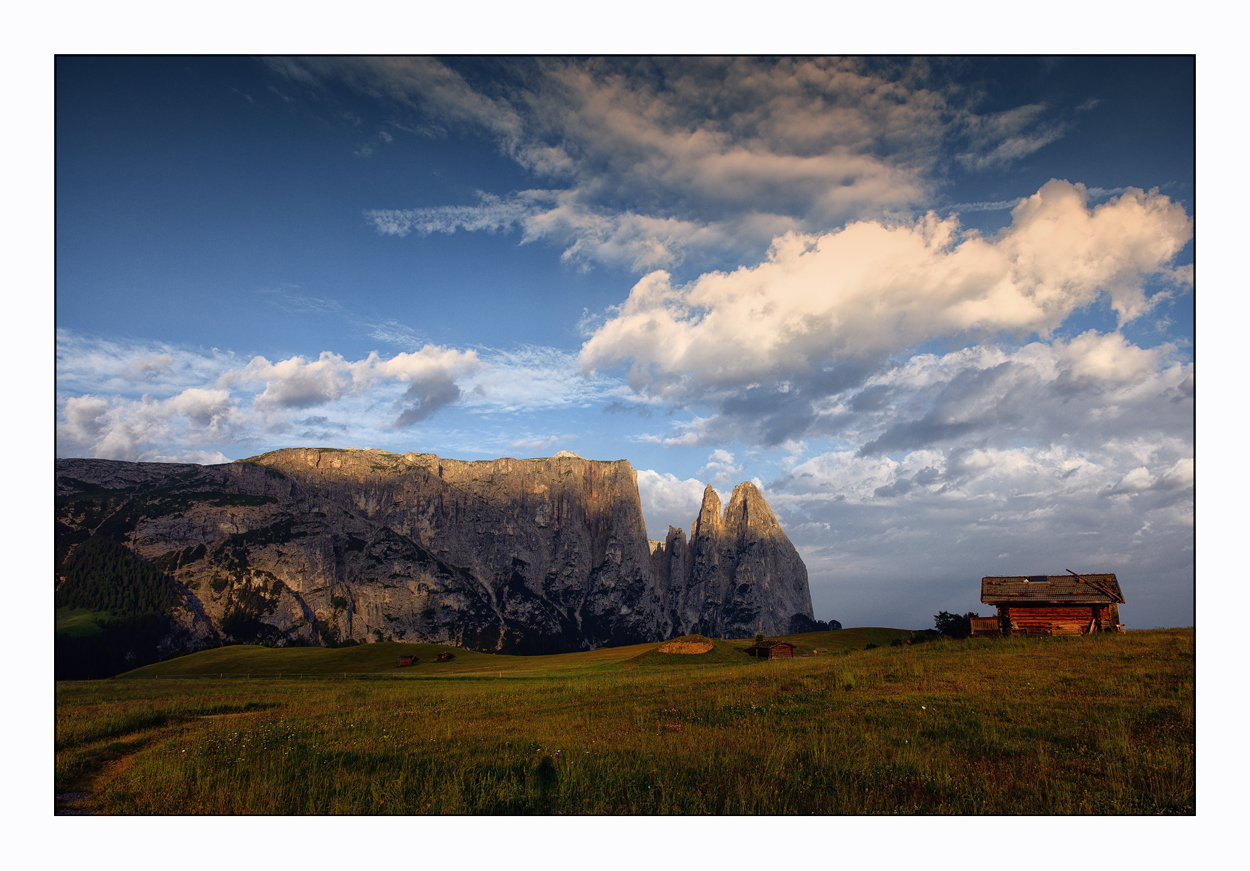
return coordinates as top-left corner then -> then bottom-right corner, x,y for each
436,652 -> 456,662
745,640 -> 796,660
968,616 -> 1001,637
980,572 -> 1124,636
397,655 -> 415,667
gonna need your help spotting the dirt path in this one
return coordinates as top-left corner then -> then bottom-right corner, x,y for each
55,745 -> 146,815
55,711 -> 264,815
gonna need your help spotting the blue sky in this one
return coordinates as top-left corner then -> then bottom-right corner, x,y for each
55,57 -> 1194,630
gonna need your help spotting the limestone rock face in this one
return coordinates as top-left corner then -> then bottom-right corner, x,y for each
653,482 -> 813,638
55,447 -> 812,653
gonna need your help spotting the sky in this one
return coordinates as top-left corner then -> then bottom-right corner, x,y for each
55,56 -> 1195,631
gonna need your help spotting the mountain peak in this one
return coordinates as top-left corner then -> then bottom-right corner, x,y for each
692,484 -> 722,538
724,480 -> 781,536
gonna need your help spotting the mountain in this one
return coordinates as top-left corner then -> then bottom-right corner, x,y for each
653,483 -> 813,640
55,448 -> 814,657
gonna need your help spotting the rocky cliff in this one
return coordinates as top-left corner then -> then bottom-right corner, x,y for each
652,483 -> 813,639
55,447 -> 813,655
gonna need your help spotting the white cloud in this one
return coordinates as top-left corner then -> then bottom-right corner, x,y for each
1056,329 -> 1161,385
459,345 -> 618,413
288,57 -> 1085,272
636,469 -> 720,539
57,389 -> 246,462
256,285 -> 344,314
232,352 -> 373,410
365,190 -> 553,238
55,332 -> 625,460
699,448 -> 742,486
364,319 -> 424,349
508,434 -> 570,453
55,330 -> 238,398
956,103 -> 1067,169
220,346 -> 483,427
580,181 -> 1192,400
770,437 -> 1192,629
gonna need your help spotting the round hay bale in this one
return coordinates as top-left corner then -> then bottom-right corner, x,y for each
657,640 -> 714,654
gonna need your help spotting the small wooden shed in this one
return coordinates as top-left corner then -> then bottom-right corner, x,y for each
397,655 -> 415,667
746,640 -> 796,660
981,572 -> 1124,636
436,652 -> 455,662
968,616 -> 1002,637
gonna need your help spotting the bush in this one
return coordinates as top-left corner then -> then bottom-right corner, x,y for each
788,613 -> 842,633
934,610 -> 980,639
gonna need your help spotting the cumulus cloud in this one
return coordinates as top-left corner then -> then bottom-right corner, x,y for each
231,352 -> 373,410
372,345 -> 484,427
580,181 -> 1192,403
699,448 -> 743,486
218,345 -> 483,427
56,330 -> 626,462
704,324 -> 1194,629
1108,458 -> 1194,496
56,333 -> 499,459
636,469 -> 718,539
770,434 -> 1193,629
57,389 -> 246,462
653,325 -> 1193,458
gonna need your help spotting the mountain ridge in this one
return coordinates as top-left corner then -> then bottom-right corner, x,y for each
55,447 -> 814,659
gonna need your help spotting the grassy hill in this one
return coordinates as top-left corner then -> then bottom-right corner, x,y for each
121,627 -> 918,679
56,608 -> 108,639
124,638 -> 655,679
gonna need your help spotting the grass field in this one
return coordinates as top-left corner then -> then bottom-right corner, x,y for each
55,628 -> 1194,815
55,607 -> 108,639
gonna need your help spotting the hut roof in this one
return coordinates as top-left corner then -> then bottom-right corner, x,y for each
747,640 -> 795,650
981,573 -> 1124,605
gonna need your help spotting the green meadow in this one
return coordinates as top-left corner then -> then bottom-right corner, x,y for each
55,628 -> 1193,815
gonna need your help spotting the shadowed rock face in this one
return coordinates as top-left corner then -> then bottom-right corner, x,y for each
55,447 -> 812,653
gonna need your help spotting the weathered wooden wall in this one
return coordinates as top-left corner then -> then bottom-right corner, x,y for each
998,604 -> 1114,635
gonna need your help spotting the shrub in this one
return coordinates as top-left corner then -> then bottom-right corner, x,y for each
788,613 -> 842,633
934,610 -> 980,639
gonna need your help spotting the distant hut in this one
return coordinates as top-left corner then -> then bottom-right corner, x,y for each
745,640 -> 796,660
980,571 -> 1125,636
436,652 -> 456,662
397,655 -> 415,667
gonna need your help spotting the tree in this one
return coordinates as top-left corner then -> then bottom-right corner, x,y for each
934,610 -> 980,639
